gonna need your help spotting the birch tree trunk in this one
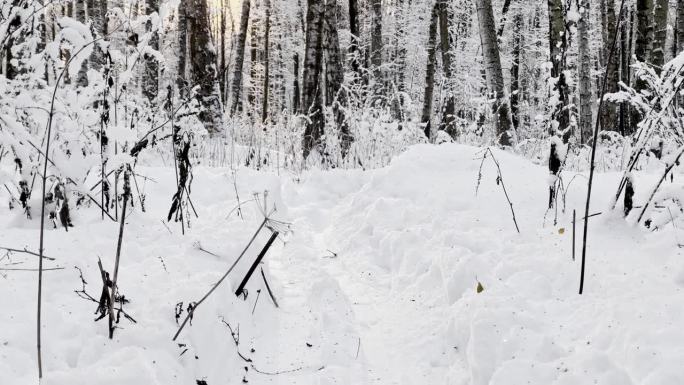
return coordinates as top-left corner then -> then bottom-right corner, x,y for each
577,0 -> 592,143
229,0 -> 251,115
420,4 -> 439,140
547,0 -> 570,142
476,0 -> 513,146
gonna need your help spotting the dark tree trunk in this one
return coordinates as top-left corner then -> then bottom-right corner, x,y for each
178,0 -> 224,134
370,0 -> 383,91
510,13 -> 523,131
324,0 -> 352,158
229,0 -> 251,115
438,0 -> 456,137
143,0 -> 160,102
301,0 -> 325,158
421,4 -> 439,140
262,0 -> 271,123
348,0 -> 362,84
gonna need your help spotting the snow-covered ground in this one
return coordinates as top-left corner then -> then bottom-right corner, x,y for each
1,144 -> 683,385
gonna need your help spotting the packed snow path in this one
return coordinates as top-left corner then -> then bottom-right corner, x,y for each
1,144 -> 683,384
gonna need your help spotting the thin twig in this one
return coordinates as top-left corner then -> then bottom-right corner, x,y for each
0,247 -> 55,260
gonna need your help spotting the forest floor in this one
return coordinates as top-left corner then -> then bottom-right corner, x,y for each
1,144 -> 683,385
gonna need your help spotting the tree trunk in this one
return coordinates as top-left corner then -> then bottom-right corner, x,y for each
619,6 -> 632,135
438,0 -> 456,137
510,12 -> 523,132
179,0 -> 224,134
652,0 -> 668,72
293,54 -> 300,113
229,0 -> 251,115
476,0 -> 513,146
370,0 -> 383,91
601,0 -> 619,132
262,0 -> 271,123
348,0 -> 362,84
675,0 -> 684,54
578,0 -> 592,143
324,0 -> 352,158
632,0 -> 654,132
301,0 -> 325,158
421,4 -> 439,140
219,0 -> 226,104
75,0 -> 88,86
547,0 -> 570,142
634,0 -> 653,82
391,0 -> 407,124
142,0 -> 160,102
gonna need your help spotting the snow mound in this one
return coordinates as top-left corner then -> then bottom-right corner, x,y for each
1,144 -> 683,384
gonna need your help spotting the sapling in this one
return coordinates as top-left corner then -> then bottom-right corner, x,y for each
580,0 -> 627,295
108,165 -> 131,338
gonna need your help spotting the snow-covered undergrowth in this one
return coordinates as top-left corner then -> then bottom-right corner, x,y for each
1,144 -> 683,385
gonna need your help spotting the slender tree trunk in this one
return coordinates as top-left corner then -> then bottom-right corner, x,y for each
324,0 -> 351,158
548,0 -> 570,142
349,0 -> 361,84
293,53 -> 300,113
652,0 -> 668,72
438,0 -> 456,137
632,0 -> 654,132
497,0 -> 513,36
601,0 -> 619,132
219,0 -> 226,103
678,0 -> 684,54
578,0 -> 592,143
619,6 -> 632,135
142,0 -> 160,102
262,0 -> 271,123
248,2 -> 260,119
510,12 -> 523,132
370,0 -> 383,91
476,0 -> 513,146
391,0 -> 407,123
421,4 -> 439,140
229,0 -> 251,115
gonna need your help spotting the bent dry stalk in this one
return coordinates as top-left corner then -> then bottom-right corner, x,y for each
580,0 -> 627,295
108,167 -> 131,339
173,218 -> 268,341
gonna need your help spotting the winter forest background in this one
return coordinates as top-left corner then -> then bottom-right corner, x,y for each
3,0 -> 684,383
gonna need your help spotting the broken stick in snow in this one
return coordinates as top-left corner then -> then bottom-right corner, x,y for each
235,231 -> 279,297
